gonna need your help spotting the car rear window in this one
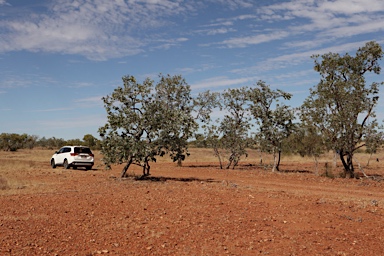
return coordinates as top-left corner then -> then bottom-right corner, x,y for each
74,147 -> 92,154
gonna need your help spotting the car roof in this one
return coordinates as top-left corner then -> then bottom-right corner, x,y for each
62,146 -> 90,148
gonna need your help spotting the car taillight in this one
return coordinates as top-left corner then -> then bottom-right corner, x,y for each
70,153 -> 79,156
89,154 -> 94,157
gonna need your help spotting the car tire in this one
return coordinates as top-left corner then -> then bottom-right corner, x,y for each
51,159 -> 56,169
63,159 -> 70,169
86,166 -> 91,170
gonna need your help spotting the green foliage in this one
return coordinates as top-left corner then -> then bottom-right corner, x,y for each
0,133 -> 41,151
0,133 -> 29,151
248,81 -> 295,171
37,136 -> 66,149
198,83 -> 294,171
0,133 -> 99,150
364,125 -> 384,154
83,134 -> 98,148
155,75 -> 198,166
284,124 -> 325,158
301,41 -> 383,178
194,90 -> 225,167
66,138 -> 84,146
188,134 -> 207,148
98,74 -> 197,177
198,88 -> 251,169
220,87 -> 251,169
194,90 -> 221,124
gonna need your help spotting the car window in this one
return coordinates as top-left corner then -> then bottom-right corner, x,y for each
74,147 -> 92,154
64,147 -> 71,153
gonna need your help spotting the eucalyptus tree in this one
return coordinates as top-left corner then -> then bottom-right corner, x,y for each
194,90 -> 225,167
198,88 -> 251,169
248,81 -> 295,172
220,87 -> 252,169
300,41 -> 383,178
98,74 -> 197,178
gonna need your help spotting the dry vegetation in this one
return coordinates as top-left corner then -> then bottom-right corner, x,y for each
1,148 -> 384,255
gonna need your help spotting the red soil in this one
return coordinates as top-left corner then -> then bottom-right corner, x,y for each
1,159 -> 384,255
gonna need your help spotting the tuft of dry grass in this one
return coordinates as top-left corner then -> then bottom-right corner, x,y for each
0,176 -> 10,190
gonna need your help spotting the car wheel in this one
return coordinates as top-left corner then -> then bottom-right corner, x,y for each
73,166 -> 77,170
63,159 -> 70,169
86,166 -> 91,170
51,159 -> 56,169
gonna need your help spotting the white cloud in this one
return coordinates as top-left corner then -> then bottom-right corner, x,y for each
212,0 -> 253,10
207,27 -> 237,35
219,31 -> 290,48
320,18 -> 384,38
1,0 -> 383,62
0,0 -> 195,60
152,37 -> 189,50
0,74 -> 57,89
258,0 -> 384,38
231,40 -> 376,75
0,76 -> 33,89
191,76 -> 257,90
75,96 -> 103,104
194,27 -> 236,36
203,0 -> 384,50
319,0 -> 384,14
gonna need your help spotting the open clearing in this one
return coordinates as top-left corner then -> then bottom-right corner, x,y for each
1,148 -> 384,255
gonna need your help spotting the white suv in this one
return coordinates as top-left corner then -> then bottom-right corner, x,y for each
51,146 -> 94,170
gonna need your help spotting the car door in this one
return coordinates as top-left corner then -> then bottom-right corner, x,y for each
55,147 -> 67,165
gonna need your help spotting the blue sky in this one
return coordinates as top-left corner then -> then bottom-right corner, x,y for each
1,0 -> 384,140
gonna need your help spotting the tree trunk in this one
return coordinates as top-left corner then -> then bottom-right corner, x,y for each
272,149 -> 277,172
232,157 -> 239,170
347,153 -> 354,178
313,155 -> 319,175
339,150 -> 354,178
333,151 -> 337,169
226,153 -> 234,169
366,152 -> 373,167
142,157 -> 151,176
120,158 -> 133,178
276,150 -> 281,172
214,147 -> 223,169
147,164 -> 150,175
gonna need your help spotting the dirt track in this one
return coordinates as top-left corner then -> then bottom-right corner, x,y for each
1,151 -> 384,255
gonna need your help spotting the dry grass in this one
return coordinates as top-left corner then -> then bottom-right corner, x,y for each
0,149 -> 102,194
0,148 -> 383,195
185,147 -> 384,177
0,175 -> 9,190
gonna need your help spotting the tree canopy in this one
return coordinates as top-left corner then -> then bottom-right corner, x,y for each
248,81 -> 295,172
300,41 -> 383,178
98,74 -> 197,178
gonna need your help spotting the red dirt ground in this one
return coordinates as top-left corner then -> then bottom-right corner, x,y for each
1,152 -> 384,255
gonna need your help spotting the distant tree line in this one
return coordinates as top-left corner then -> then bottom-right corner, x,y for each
0,133 -> 101,151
